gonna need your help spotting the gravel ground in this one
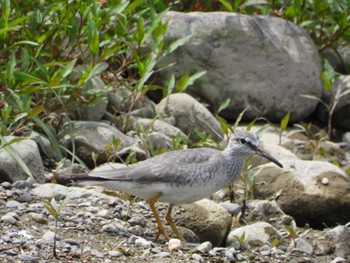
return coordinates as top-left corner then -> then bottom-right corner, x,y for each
0,181 -> 348,263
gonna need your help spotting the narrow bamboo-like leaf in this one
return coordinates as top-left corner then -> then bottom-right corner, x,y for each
164,35 -> 191,56
87,15 -> 99,55
1,140 -> 34,179
13,41 -> 39,46
43,200 -> 58,218
14,112 -> 28,123
164,75 -> 175,97
219,0 -> 234,12
280,112 -> 290,131
61,59 -> 77,79
216,115 -> 229,134
218,98 -> 230,114
14,71 -> 47,84
32,116 -> 63,160
27,106 -> 44,119
321,73 -> 332,92
87,62 -> 109,80
124,0 -> 144,15
232,108 -> 247,131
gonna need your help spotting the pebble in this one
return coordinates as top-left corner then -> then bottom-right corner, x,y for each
28,212 -> 48,224
18,254 -> 37,261
101,221 -> 129,236
1,181 -> 12,189
196,241 -> 213,253
330,257 -> 346,263
192,253 -> 204,262
108,250 -> 123,257
321,177 -> 329,185
135,237 -> 152,248
6,200 -> 21,209
1,212 -> 18,225
158,251 -> 171,259
18,191 -> 33,202
168,238 -> 183,251
219,201 -> 242,216
12,180 -> 32,189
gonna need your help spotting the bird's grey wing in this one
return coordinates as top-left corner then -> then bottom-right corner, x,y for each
74,148 -> 227,186
123,148 -> 227,186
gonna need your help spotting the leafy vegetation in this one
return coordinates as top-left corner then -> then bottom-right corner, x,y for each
0,0 -> 349,174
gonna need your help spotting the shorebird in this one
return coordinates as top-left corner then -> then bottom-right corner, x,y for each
59,130 -> 283,241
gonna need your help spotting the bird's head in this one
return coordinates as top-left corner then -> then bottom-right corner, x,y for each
229,130 -> 283,168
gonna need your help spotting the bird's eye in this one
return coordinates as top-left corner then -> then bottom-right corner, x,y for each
240,138 -> 247,144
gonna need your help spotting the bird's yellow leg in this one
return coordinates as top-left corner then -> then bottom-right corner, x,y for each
166,204 -> 185,242
147,193 -> 171,241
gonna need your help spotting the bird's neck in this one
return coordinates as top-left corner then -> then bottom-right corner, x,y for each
222,146 -> 248,181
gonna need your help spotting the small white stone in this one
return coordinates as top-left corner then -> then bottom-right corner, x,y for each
321,177 -> 329,185
192,253 -> 204,262
168,238 -> 183,251
135,237 -> 152,248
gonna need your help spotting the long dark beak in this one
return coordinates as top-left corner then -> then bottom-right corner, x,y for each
254,146 -> 283,168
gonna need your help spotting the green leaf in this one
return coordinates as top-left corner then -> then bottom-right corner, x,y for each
164,74 -> 175,97
0,136 -> 34,179
232,108 -> 247,131
61,59 -> 77,79
218,98 -> 230,114
124,0 -> 144,15
87,15 -> 99,55
164,35 -> 190,56
13,41 -> 39,46
280,112 -> 290,131
27,106 -> 44,119
216,115 -> 229,135
176,71 -> 206,92
321,72 -> 333,92
219,0 -> 234,12
32,116 -> 63,160
43,199 -> 58,218
14,71 -> 47,85
87,62 -> 109,80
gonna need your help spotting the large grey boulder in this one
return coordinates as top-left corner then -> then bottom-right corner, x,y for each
156,12 -> 323,122
156,93 -> 223,142
253,159 -> 350,227
0,137 -> 45,183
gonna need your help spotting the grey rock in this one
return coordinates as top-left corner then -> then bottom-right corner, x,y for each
1,212 -> 19,225
35,231 -> 55,246
325,226 -> 350,258
253,159 -> 350,227
101,220 -> 129,237
288,238 -> 313,256
134,237 -> 152,248
330,257 -> 346,263
246,200 -> 288,225
6,200 -> 21,209
28,212 -> 48,225
324,42 -> 350,74
145,132 -> 172,151
12,180 -> 33,189
156,93 -> 223,143
108,250 -> 123,257
219,201 -> 241,216
192,253 -> 204,262
174,199 -> 232,247
134,118 -> 187,141
17,191 -> 32,203
0,137 -> 45,183
155,12 -> 322,122
1,181 -> 12,189
158,251 -> 171,259
196,241 -> 213,253
226,222 -> 281,248
60,121 -> 144,166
